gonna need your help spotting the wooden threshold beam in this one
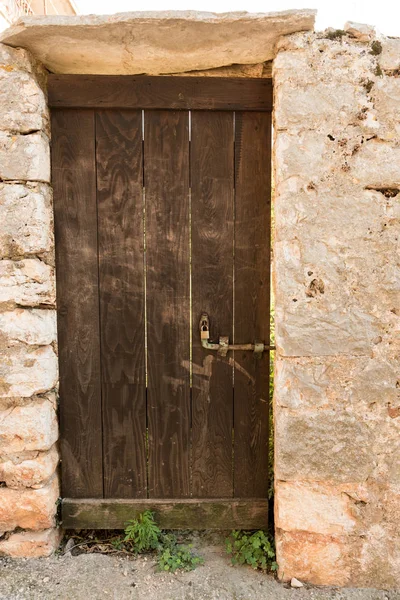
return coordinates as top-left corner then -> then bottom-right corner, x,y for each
62,498 -> 269,530
48,75 -> 273,111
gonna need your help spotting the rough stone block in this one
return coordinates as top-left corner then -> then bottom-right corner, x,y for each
0,132 -> 50,183
275,481 -> 357,535
372,77 -> 400,138
0,70 -> 48,134
0,527 -> 61,557
0,183 -> 53,258
0,475 -> 58,531
0,345 -> 58,398
274,408 -> 375,483
276,530 -> 350,586
0,445 -> 58,488
0,399 -> 58,453
350,139 -> 400,187
274,82 -> 362,130
344,22 -> 376,42
0,10 -> 316,75
0,43 -> 41,75
380,38 -> 400,72
0,308 -> 57,346
0,259 -> 55,307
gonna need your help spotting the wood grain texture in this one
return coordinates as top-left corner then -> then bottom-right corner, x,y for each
233,112 -> 271,497
144,110 -> 191,498
51,109 -> 103,498
62,498 -> 268,530
191,111 -> 234,498
48,75 -> 273,111
96,110 -> 147,498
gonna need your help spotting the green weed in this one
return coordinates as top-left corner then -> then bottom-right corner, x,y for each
225,530 -> 278,572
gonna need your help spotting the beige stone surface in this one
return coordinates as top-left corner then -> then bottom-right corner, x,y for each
380,37 -> 400,72
0,132 -> 50,183
344,22 -> 376,42
0,10 -> 315,75
0,475 -> 58,531
0,308 -> 57,346
0,444 -> 58,488
351,140 -> 400,187
0,398 -> 58,452
0,183 -> 53,258
274,30 -> 400,588
0,345 -> 58,397
275,481 -> 357,535
0,259 -> 55,307
0,527 -> 61,557
276,530 -> 350,586
0,68 -> 48,134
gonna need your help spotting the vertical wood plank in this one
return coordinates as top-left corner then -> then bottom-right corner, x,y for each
191,111 -> 234,498
51,109 -> 103,498
234,112 -> 271,497
145,110 -> 190,498
96,110 -> 147,498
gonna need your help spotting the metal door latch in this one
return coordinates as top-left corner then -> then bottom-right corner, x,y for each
199,313 -> 275,357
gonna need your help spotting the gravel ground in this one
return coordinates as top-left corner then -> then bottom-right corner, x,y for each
0,535 -> 399,600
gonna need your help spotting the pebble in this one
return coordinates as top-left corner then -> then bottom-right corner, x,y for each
291,577 -> 304,588
43,577 -> 50,583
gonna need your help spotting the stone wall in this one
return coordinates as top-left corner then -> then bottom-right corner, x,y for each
273,28 -> 400,587
0,43 -> 60,557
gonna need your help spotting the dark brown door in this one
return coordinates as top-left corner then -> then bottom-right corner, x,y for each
50,76 -> 272,529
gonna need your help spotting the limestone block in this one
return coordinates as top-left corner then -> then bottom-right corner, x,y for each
0,308 -> 57,346
275,481 -> 357,535
380,38 -> 400,72
372,78 -> 400,138
0,345 -> 58,398
344,22 -> 376,42
275,530 -> 350,586
0,475 -> 58,531
274,82 -> 362,130
0,527 -> 61,557
275,131 -> 336,185
0,10 -> 316,75
0,183 -> 53,257
274,35 -> 375,87
350,139 -> 400,187
0,70 -> 48,134
0,259 -> 55,307
0,132 -> 50,183
0,43 -> 41,75
274,408 -> 375,482
274,355 -> 400,412
0,445 -> 58,488
0,398 -> 58,452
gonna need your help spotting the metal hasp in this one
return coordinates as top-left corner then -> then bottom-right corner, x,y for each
199,313 -> 275,357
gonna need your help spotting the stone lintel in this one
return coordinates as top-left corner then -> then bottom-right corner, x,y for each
0,9 -> 315,75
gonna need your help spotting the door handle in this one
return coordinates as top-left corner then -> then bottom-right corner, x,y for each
199,313 -> 275,357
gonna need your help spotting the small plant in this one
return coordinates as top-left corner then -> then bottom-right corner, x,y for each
225,530 -> 278,572
157,534 -> 204,572
123,512 -> 204,573
124,510 -> 161,552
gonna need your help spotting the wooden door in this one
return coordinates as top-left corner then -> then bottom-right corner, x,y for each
50,76 -> 273,529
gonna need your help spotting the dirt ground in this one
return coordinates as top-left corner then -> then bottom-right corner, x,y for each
0,534 -> 399,600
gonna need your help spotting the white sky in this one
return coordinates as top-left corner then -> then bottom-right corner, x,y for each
75,0 -> 400,37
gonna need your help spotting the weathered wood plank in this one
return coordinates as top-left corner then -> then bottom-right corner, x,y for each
145,110 -> 191,498
51,109 -> 103,498
191,111 -> 234,498
233,112 -> 271,497
96,110 -> 147,499
62,498 -> 268,530
48,76 -> 273,111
